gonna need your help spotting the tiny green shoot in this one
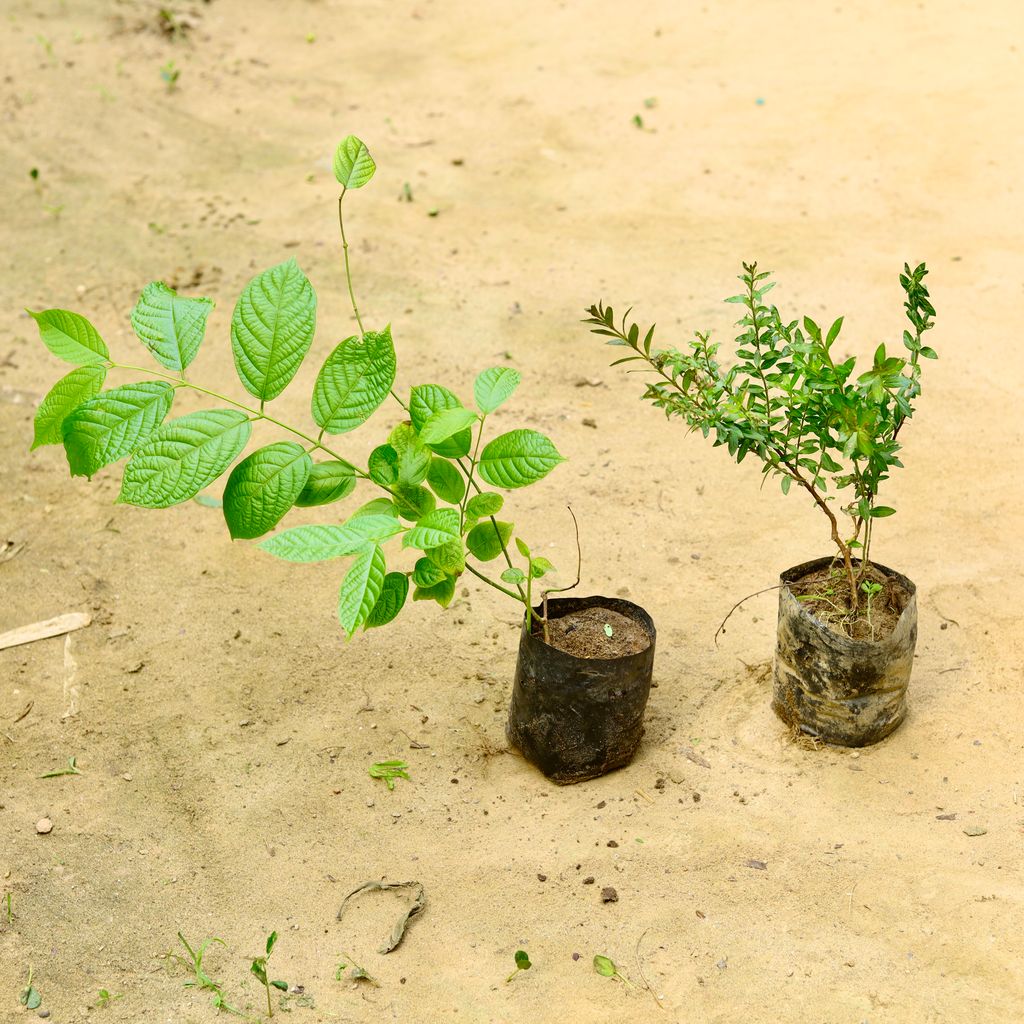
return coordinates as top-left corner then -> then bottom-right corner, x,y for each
368,759 -> 410,791
861,579 -> 884,638
5,892 -> 12,925
40,755 -> 83,778
335,950 -> 379,986
160,60 -> 180,91
593,954 -> 637,990
19,966 -> 42,1010
506,949 -> 532,983
168,932 -> 243,1016
250,931 -> 288,1018
94,988 -> 124,1008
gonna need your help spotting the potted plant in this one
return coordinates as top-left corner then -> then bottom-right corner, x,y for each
585,261 -> 937,746
26,136 -> 655,783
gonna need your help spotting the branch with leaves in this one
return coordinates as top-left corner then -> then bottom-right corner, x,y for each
585,261 -> 936,614
28,136 -> 571,638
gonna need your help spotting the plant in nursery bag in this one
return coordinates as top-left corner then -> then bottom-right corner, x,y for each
28,136 -> 655,783
585,263 -> 937,746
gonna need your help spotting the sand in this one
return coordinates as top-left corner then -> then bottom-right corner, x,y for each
2,1 -> 1023,1021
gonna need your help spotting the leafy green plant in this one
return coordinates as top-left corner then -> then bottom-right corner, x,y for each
506,949 -> 532,983
94,988 -> 124,1008
29,136 -> 576,641
19,965 -> 41,1010
167,932 -> 242,1016
586,261 -> 936,626
368,759 -> 410,791
861,579 -> 884,638
250,932 -> 288,1018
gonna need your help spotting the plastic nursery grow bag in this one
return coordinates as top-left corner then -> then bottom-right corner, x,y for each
772,556 -> 918,747
506,595 -> 656,785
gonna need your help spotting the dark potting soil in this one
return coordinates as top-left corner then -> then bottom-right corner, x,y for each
536,606 -> 651,659
792,563 -> 910,641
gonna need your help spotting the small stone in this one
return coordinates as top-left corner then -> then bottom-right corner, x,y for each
122,772 -> 133,782
583,876 -> 595,885
716,958 -> 728,970
365,798 -> 374,807
36,818 -> 52,835
572,952 -> 580,961
601,887 -> 618,903
38,1011 -> 51,1019
606,839 -> 619,848
654,777 -> 666,790
537,874 -> 547,882
596,800 -> 606,809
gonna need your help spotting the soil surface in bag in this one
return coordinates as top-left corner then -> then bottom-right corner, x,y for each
790,562 -> 911,641
536,606 -> 650,658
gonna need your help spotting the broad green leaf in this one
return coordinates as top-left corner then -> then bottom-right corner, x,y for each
474,367 -> 521,414
477,429 -> 565,489
231,259 -> 317,401
333,135 -> 376,189
412,557 -> 447,588
130,282 -> 214,372
393,485 -> 436,522
338,542 -> 386,637
413,576 -> 456,608
409,384 -> 472,458
501,567 -> 526,585
466,519 -> 513,562
312,327 -> 396,434
530,556 -> 554,578
426,457 -> 465,503
32,364 -> 106,449
425,538 -> 465,575
352,497 -> 399,519
259,515 -> 403,562
389,422 -> 431,484
402,508 -> 460,550
119,409 -> 251,508
365,572 -> 409,629
222,442 -> 312,539
62,381 -> 174,478
295,460 -> 357,507
368,444 -> 399,486
593,955 -> 617,978
418,407 -> 477,445
465,492 -> 503,518
28,308 -> 109,365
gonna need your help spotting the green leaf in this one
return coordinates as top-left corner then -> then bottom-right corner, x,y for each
477,429 -> 564,489
530,556 -> 554,579
920,346 -> 938,359
501,567 -> 525,585
403,508 -> 460,550
333,135 -> 376,189
368,444 -> 399,486
413,557 -> 447,588
465,492 -> 503,518
593,955 -> 617,978
466,520 -> 513,561
312,327 -> 396,434
352,497 -> 400,519
515,537 -> 531,559
270,980 -> 289,992
413,576 -> 456,608
825,316 -> 844,348
28,308 -> 109,365
393,485 -> 437,522
513,950 -> 531,971
418,407 -> 477,445
295,460 -> 357,507
62,381 -> 174,478
21,985 -> 42,1010
266,932 -> 278,956
780,475 -> 792,495
474,367 -> 521,413
389,422 -> 431,485
426,457 -> 465,503
32,364 -> 106,449
119,409 -> 251,508
130,282 -> 214,372
259,515 -> 403,562
409,384 -> 472,458
231,259 -> 317,401
868,505 -> 896,517
338,542 -> 386,637
250,961 -> 267,984
222,442 -> 311,539
365,572 -> 409,629
425,539 -> 465,575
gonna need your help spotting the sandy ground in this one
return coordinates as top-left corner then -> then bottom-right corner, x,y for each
2,1 -> 1023,1021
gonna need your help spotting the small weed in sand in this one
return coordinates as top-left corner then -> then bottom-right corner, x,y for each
506,950 -> 532,983
335,951 -> 379,986
19,966 -> 42,1010
160,60 -> 180,91
168,933 -> 242,1016
250,931 -> 288,1018
368,759 -> 410,791
593,954 -> 637,990
94,988 -> 124,1008
40,755 -> 82,778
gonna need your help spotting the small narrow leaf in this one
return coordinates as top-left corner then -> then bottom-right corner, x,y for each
295,460 -> 357,507
312,328 -> 396,434
364,572 -> 409,629
119,409 -> 251,508
259,515 -> 403,562
29,308 -> 109,365
333,135 -> 376,189
62,381 -> 174,478
32,364 -> 106,449
868,505 -> 897,517
477,429 -> 565,489
231,259 -> 317,401
474,367 -> 521,414
338,542 -> 386,637
222,442 -> 311,539
130,282 -> 214,372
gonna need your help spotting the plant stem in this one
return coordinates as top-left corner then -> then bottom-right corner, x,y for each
265,977 -> 272,1018
464,562 -> 522,601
